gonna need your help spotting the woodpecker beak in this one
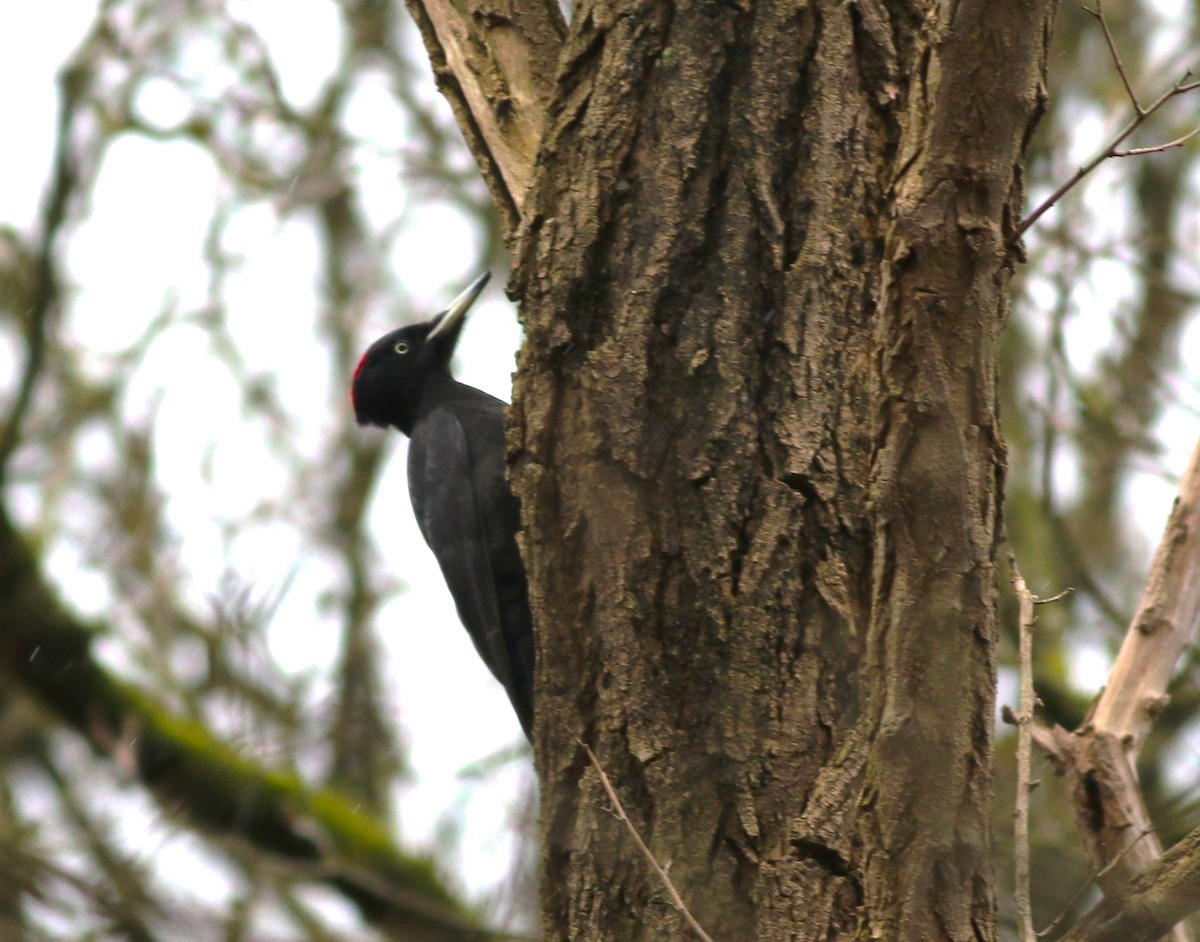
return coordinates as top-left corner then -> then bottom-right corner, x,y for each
427,271 -> 491,342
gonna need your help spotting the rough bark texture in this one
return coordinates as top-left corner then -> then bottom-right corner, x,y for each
507,0 -> 1058,938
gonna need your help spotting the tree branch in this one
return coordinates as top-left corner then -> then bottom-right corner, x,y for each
0,505 -> 500,942
400,0 -> 566,238
1114,123 -> 1200,158
1056,825 -> 1200,942
1033,436 -> 1200,942
1012,0 -> 1200,242
0,63 -> 85,486
1086,0 -> 1140,116
1092,435 -> 1200,751
1009,559 -> 1038,942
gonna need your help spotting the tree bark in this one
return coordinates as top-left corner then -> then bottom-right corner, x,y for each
504,1 -> 1058,939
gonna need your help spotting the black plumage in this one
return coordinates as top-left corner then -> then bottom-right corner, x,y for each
351,272 -> 533,740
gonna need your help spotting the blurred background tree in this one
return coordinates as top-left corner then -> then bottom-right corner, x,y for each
0,0 -> 1196,940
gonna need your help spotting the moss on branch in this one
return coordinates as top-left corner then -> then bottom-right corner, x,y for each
0,507 -> 497,941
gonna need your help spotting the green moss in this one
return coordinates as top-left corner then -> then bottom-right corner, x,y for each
309,788 -> 463,908
121,685 -> 470,916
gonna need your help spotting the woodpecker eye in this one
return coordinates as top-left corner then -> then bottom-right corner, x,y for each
394,341 -> 410,355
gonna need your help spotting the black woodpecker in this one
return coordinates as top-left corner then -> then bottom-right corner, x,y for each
351,272 -> 533,741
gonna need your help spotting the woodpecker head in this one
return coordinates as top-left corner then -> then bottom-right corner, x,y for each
351,272 -> 490,435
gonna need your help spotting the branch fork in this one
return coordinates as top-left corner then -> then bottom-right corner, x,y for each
1026,437 -> 1200,942
1013,0 -> 1200,241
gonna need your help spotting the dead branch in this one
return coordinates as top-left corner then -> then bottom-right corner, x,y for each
581,742 -> 716,942
1032,436 -> 1200,942
1092,437 -> 1200,752
1010,559 -> 1038,942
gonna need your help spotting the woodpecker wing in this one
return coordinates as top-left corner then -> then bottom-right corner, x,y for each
407,399 -> 533,736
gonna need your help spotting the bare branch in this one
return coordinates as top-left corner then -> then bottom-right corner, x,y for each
1114,124 -> 1200,157
1092,435 -> 1200,749
581,742 -> 716,942
1010,558 -> 1038,942
1029,719 -> 1073,768
1012,2 -> 1200,244
1036,828 -> 1156,940
1008,571 -> 1075,941
1056,825 -> 1200,942
1084,1 -> 1141,115
1031,437 -> 1200,942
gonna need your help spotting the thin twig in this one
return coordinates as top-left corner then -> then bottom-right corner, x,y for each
1035,829 -> 1155,938
1014,73 -> 1198,241
1009,570 -> 1074,942
1010,557 -> 1038,942
580,742 -> 716,942
1011,1 -> 1200,245
1033,588 -> 1073,605
1085,1 -> 1141,115
1054,825 -> 1200,942
1114,123 -> 1200,157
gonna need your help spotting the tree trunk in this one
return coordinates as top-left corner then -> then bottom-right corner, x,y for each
507,1 -> 1058,939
